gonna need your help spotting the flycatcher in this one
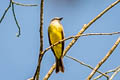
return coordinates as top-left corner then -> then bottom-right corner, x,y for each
48,17 -> 64,73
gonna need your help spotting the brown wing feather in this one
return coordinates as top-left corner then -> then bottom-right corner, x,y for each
48,31 -> 56,55
61,29 -> 64,56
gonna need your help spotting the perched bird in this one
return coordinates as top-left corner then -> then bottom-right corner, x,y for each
48,17 -> 64,73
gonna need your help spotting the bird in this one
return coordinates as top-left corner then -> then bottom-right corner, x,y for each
48,17 -> 64,73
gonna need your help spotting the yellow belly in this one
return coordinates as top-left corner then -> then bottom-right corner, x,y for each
48,24 -> 64,59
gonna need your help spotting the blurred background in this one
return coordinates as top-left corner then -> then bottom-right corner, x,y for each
0,0 -> 120,80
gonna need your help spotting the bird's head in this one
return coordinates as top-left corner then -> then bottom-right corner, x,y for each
51,17 -> 63,22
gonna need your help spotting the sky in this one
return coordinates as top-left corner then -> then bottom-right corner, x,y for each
0,0 -> 120,80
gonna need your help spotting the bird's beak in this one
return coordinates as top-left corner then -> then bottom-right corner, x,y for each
59,17 -> 63,20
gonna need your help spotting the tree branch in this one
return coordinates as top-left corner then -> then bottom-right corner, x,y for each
109,67 -> 120,80
12,1 -> 38,6
93,66 -> 120,80
87,37 -> 120,80
65,55 -> 109,79
80,32 -> 120,37
33,0 -> 44,80
1,0 -> 37,37
12,1 -> 38,7
0,0 -> 11,23
11,0 -> 21,37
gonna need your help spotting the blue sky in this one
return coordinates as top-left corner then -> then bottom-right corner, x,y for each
0,0 -> 120,80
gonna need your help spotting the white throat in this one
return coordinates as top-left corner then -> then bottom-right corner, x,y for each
51,20 -> 60,25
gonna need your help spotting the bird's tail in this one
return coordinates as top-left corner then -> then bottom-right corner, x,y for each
56,58 -> 64,73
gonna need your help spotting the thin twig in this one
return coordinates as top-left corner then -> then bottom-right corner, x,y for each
43,32 -> 120,60
1,0 -> 37,37
87,37 -> 120,80
109,67 -> 120,80
0,0 -> 11,23
81,32 -> 120,37
44,0 -> 120,79
93,66 -> 120,80
12,1 -> 38,6
11,1 -> 21,37
33,0 -> 44,80
65,55 -> 109,78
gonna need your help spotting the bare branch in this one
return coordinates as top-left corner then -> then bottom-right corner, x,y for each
87,37 -> 120,80
11,1 -> 21,37
109,67 -> 120,80
93,66 -> 120,80
33,0 -> 44,80
12,1 -> 38,6
65,55 -> 109,78
0,0 -> 11,23
81,32 -> 120,37
0,0 -> 38,37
